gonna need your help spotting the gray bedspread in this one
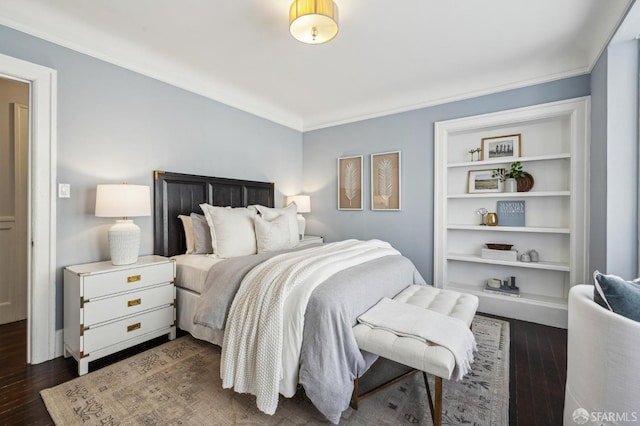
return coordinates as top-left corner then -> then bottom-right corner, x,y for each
300,255 -> 426,423
192,244 -> 426,424
193,244 -> 317,330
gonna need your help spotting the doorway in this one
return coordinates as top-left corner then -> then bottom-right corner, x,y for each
0,77 -> 29,326
0,52 -> 57,364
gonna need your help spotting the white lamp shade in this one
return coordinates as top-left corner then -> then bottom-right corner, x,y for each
95,184 -> 151,218
285,195 -> 310,240
285,195 -> 311,213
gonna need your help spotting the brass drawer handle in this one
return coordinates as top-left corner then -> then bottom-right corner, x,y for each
127,322 -> 141,332
127,298 -> 141,307
127,275 -> 141,283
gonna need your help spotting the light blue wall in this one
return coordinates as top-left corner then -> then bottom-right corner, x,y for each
589,38 -> 639,280
2,20 -> 622,332
0,25 -> 303,328
303,76 -> 591,282
605,39 -> 639,278
590,51 -> 608,278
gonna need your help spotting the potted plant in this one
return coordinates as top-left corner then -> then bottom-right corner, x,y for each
492,161 -> 525,192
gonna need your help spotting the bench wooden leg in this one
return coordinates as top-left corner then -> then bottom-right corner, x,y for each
423,372 -> 443,426
351,365 -> 419,410
351,376 -> 360,409
423,372 -> 435,419
434,376 -> 443,426
351,364 -> 444,425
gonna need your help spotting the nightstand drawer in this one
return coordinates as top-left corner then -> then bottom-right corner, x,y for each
83,305 -> 174,353
83,283 -> 174,326
83,262 -> 174,299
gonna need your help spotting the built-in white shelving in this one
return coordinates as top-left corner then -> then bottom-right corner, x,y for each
434,97 -> 590,328
447,253 -> 570,271
447,225 -> 570,234
447,191 -> 570,199
447,153 -> 571,169
448,281 -> 568,309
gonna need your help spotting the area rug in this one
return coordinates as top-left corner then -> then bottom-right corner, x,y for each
41,316 -> 509,425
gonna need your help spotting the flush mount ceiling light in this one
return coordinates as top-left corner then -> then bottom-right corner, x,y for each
289,0 -> 339,44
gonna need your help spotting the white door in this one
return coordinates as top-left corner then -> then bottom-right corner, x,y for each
0,77 -> 29,324
0,53 -> 57,364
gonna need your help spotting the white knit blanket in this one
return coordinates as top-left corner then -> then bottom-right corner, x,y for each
358,297 -> 477,380
220,239 -> 400,415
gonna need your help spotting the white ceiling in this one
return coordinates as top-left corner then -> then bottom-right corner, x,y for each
0,0 -> 632,131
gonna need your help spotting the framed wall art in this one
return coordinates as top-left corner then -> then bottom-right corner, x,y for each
337,155 -> 363,210
468,169 -> 504,193
371,151 -> 401,211
481,134 -> 521,160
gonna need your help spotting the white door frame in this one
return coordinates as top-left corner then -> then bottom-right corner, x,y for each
0,53 -> 57,364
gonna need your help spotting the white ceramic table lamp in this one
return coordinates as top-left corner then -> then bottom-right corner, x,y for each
95,184 -> 151,265
285,195 -> 310,240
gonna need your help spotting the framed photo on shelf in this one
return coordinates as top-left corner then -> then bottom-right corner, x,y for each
468,169 -> 503,193
371,151 -> 401,211
337,155 -> 363,210
481,134 -> 521,160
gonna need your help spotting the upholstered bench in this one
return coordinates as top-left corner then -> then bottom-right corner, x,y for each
352,285 -> 479,426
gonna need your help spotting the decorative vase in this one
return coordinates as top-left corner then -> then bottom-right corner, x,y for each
504,178 -> 518,192
108,219 -> 141,265
486,212 -> 498,226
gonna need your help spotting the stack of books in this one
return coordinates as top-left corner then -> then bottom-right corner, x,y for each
483,283 -> 520,297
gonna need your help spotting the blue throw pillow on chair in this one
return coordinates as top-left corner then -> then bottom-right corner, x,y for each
593,271 -> 640,322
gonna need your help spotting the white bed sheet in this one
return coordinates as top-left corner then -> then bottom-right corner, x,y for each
172,254 -> 222,294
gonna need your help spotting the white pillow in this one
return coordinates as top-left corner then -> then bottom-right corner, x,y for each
178,215 -> 195,254
255,213 -> 295,253
250,203 -> 299,247
200,204 -> 257,258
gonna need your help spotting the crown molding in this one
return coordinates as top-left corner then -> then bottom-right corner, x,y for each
0,17 -> 304,131
0,16 -> 592,134
301,67 -> 590,132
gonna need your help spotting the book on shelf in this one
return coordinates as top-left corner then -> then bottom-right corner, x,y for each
483,283 -> 521,297
496,200 -> 525,226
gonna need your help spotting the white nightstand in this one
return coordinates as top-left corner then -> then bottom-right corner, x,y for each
298,235 -> 324,247
63,255 -> 176,375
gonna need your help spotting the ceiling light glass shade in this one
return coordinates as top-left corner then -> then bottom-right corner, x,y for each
289,0 -> 338,44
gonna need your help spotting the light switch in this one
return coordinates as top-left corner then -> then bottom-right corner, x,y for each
58,183 -> 70,198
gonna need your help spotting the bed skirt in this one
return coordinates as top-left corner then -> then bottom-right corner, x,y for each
176,286 -> 224,346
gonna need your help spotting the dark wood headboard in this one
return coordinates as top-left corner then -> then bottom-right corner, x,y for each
153,170 -> 274,257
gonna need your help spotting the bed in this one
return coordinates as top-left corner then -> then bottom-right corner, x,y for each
153,170 -> 426,423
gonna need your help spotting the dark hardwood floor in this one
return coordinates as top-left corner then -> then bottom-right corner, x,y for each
0,317 -> 567,425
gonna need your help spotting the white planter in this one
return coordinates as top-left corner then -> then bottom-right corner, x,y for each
504,178 -> 518,192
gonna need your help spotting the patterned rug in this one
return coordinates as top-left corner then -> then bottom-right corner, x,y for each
41,316 -> 509,425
